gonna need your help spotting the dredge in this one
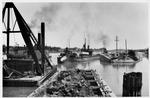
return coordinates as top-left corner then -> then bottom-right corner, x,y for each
3,2 -> 115,97
28,69 -> 115,97
2,2 -> 56,87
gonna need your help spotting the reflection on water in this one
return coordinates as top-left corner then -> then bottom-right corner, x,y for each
3,53 -> 149,97
52,53 -> 149,97
3,87 -> 37,97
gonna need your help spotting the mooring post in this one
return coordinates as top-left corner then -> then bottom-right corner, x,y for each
135,72 -> 142,96
122,72 -> 142,97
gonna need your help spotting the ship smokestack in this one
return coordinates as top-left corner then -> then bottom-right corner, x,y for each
41,22 -> 45,74
83,37 -> 86,50
87,45 -> 90,50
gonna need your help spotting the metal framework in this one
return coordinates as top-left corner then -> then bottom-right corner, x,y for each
2,2 -> 53,75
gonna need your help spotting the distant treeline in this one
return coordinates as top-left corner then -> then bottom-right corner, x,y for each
3,45 -> 148,53
3,45 -> 80,53
3,45 -> 62,52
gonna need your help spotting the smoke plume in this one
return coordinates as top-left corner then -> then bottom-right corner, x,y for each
30,3 -> 61,30
92,30 -> 110,48
30,3 -> 110,48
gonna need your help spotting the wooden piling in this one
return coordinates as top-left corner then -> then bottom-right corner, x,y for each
122,72 -> 142,96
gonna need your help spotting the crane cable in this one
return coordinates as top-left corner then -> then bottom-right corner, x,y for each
3,21 -> 7,30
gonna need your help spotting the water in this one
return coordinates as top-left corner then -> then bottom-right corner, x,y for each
52,53 -> 149,97
3,87 -> 37,97
3,52 -> 149,97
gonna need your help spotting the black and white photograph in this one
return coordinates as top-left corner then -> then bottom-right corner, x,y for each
2,0 -> 149,97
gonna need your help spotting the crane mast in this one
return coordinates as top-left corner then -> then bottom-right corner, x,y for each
3,2 -> 53,75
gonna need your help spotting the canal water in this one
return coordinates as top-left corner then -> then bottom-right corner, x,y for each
52,53 -> 149,97
3,52 -> 149,97
3,87 -> 37,97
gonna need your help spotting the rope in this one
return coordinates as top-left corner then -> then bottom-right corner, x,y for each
12,20 -> 17,31
3,22 -> 7,30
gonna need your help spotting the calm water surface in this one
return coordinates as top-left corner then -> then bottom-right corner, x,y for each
3,53 -> 149,97
3,87 -> 37,97
53,53 -> 149,97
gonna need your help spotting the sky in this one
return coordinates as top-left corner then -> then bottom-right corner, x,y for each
2,2 -> 149,49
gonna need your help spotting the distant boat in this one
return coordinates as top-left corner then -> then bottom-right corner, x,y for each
99,48 -> 112,63
72,54 -> 100,62
57,37 -> 100,64
99,37 -> 140,65
57,47 -> 100,64
71,32 -> 100,62
71,42 -> 100,62
112,56 -> 141,65
112,39 -> 140,64
57,47 -> 77,64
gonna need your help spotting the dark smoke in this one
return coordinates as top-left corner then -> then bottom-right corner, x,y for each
94,31 -> 110,48
30,3 -> 61,29
30,3 -> 110,48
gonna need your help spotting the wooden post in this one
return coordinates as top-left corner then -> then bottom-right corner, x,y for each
122,72 -> 142,97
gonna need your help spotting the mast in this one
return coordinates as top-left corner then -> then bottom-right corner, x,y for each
125,39 -> 128,54
68,39 -> 70,48
85,37 -> 86,49
87,33 -> 90,50
83,32 -> 86,50
115,36 -> 119,55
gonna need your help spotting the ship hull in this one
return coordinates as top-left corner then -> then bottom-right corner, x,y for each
71,55 -> 100,62
58,55 -> 100,64
99,54 -> 112,63
112,59 -> 141,66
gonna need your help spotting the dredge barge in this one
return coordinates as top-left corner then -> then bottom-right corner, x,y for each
3,2 -> 56,87
3,2 -> 115,97
28,69 -> 115,97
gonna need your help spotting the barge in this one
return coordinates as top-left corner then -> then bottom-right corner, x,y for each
28,69 -> 115,97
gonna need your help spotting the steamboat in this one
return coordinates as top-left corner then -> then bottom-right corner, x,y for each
57,40 -> 100,64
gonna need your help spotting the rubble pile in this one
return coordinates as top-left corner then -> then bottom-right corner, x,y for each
46,69 -> 103,97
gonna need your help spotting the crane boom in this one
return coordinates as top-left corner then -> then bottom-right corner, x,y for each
3,2 -> 53,75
